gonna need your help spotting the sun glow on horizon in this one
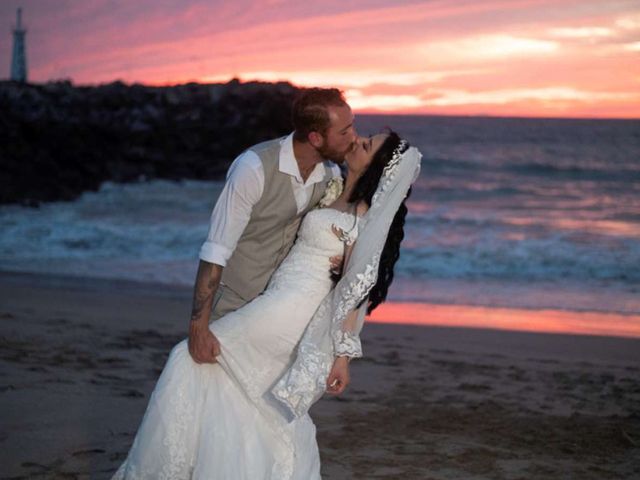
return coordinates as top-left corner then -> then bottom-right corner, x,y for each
368,302 -> 640,339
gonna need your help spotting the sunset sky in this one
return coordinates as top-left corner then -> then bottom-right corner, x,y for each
1,0 -> 639,118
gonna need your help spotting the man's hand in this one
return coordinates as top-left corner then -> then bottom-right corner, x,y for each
188,321 -> 220,364
326,356 -> 350,395
329,255 -> 344,277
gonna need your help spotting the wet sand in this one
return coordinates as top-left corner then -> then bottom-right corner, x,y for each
1,272 -> 639,479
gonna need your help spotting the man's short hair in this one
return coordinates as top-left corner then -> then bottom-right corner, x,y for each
292,88 -> 348,142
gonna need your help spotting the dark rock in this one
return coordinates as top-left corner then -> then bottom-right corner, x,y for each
0,79 -> 300,205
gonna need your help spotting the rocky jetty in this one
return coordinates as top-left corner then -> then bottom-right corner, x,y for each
0,79 -> 300,206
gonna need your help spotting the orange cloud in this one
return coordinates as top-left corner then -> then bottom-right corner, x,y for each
2,0 -> 638,118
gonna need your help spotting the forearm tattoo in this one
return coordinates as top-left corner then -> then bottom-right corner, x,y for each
190,263 -> 218,323
190,289 -> 213,323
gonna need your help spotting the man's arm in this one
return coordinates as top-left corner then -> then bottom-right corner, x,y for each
188,260 -> 223,364
188,150 -> 264,364
190,260 -> 223,325
198,151 -> 263,267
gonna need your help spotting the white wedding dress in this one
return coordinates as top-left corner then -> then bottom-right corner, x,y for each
112,207 -> 359,480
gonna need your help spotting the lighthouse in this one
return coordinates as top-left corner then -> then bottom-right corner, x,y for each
10,7 -> 28,83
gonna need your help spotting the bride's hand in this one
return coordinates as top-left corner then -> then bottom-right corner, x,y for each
326,356 -> 350,395
329,254 -> 344,276
188,321 -> 221,364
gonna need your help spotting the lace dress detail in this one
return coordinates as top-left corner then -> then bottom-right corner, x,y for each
268,208 -> 358,294
112,208 -> 358,480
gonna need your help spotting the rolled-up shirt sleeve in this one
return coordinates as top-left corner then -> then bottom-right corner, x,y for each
198,151 -> 263,267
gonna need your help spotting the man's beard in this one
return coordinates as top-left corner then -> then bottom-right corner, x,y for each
316,143 -> 348,164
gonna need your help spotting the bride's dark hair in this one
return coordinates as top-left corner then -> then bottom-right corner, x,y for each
348,131 -> 412,314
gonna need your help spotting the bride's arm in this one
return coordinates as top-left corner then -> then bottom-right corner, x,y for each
332,200 -> 368,279
326,202 -> 369,395
335,200 -> 369,354
326,303 -> 363,395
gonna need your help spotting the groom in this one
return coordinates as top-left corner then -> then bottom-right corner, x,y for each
189,88 -> 357,364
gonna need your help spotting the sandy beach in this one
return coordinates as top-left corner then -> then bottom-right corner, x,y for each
1,271 -> 639,479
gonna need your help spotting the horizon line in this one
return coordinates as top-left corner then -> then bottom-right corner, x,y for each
3,77 -> 639,121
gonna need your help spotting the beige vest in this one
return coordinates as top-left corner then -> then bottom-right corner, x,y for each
221,137 -> 333,301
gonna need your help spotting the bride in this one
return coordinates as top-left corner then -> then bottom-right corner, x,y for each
112,131 -> 421,479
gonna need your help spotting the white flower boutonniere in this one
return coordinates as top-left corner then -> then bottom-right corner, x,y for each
317,176 -> 344,208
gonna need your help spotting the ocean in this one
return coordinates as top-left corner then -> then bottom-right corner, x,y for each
2,115 -> 639,333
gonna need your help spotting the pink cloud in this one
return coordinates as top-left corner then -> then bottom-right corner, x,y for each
1,0 -> 638,117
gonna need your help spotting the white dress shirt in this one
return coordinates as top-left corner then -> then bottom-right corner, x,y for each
199,133 -> 341,267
